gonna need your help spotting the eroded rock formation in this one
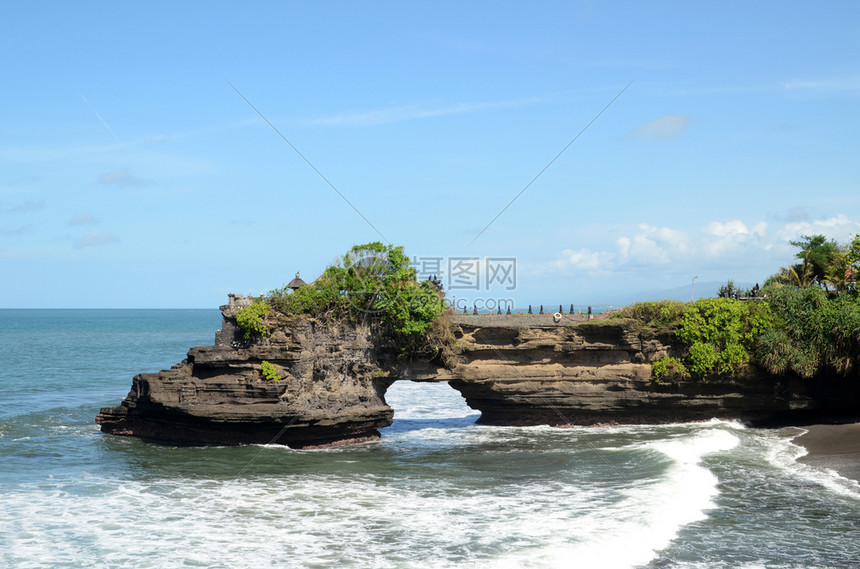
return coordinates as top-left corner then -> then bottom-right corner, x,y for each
97,300 -> 396,448
97,300 -> 860,447
446,316 -> 860,426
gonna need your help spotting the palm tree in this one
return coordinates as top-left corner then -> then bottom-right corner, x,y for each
775,254 -> 816,288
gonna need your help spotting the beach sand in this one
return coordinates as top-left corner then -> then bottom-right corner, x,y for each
795,423 -> 860,483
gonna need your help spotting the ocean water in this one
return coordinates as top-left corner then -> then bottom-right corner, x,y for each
1,309 -> 858,569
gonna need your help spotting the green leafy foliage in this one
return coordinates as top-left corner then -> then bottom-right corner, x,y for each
677,298 -> 773,378
766,233 -> 859,293
756,286 -> 860,377
651,356 -> 689,383
236,299 -> 272,339
790,234 -> 840,287
610,299 -> 685,327
259,360 -> 280,382
620,298 -> 773,380
267,242 -> 447,353
717,280 -> 738,298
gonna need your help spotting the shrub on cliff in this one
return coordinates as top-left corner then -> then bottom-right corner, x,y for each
236,299 -> 272,340
756,286 -> 860,377
677,298 -> 773,378
651,356 -> 689,383
259,360 -> 281,382
619,298 -> 773,381
268,242 -> 447,352
611,299 -> 685,328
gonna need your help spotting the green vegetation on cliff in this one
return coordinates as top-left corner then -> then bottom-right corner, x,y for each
676,298 -> 773,378
267,242 -> 447,353
237,234 -> 860,375
259,360 -> 281,382
614,298 -> 773,381
617,233 -> 860,382
756,233 -> 860,378
236,298 -> 272,340
757,286 -> 860,378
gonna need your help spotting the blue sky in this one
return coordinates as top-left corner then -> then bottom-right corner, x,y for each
2,1 -> 859,308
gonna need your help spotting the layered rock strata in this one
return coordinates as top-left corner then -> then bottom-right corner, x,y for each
447,317 -> 860,426
97,301 -> 395,449
97,302 -> 860,447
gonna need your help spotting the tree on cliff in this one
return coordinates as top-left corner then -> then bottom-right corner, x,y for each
268,242 -> 447,352
790,234 -> 840,288
766,233 -> 860,293
756,285 -> 860,377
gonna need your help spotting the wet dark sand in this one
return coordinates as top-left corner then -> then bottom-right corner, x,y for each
795,423 -> 860,483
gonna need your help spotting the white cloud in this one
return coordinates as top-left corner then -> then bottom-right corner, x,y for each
546,216 -> 858,279
617,223 -> 691,264
74,229 -> 120,248
99,168 -> 154,189
701,220 -> 767,256
553,248 -> 613,272
776,214 -> 860,243
628,114 -> 690,140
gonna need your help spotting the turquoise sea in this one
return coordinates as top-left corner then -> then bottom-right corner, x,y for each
1,309 -> 859,568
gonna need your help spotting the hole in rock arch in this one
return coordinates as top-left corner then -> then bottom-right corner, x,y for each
381,381 -> 480,436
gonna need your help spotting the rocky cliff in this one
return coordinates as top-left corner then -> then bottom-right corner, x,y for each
97,300 -> 396,448
445,315 -> 860,426
97,300 -> 860,447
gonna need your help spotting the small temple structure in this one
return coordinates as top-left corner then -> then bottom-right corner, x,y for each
287,271 -> 306,291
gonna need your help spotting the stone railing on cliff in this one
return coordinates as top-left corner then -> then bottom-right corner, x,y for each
96,297 -> 860,448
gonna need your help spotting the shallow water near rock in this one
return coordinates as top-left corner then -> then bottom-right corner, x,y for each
1,309 -> 858,568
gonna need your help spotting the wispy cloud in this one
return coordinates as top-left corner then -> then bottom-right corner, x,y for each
99,168 -> 155,189
74,229 -> 120,248
0,140 -> 125,163
69,211 -> 97,226
1,224 -> 32,237
0,200 -> 45,214
782,75 -> 860,97
627,114 -> 690,140
776,207 -> 810,223
776,214 -> 860,242
309,97 -> 544,127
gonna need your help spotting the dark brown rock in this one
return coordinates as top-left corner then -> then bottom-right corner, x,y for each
97,302 -> 394,448
443,316 -> 860,427
97,304 -> 860,447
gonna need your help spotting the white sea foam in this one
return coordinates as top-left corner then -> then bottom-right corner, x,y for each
486,427 -> 740,569
1,424 -> 734,569
3,471 -> 601,569
765,428 -> 860,500
385,380 -> 480,421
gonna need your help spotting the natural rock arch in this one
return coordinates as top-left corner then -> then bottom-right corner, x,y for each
97,297 -> 860,449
